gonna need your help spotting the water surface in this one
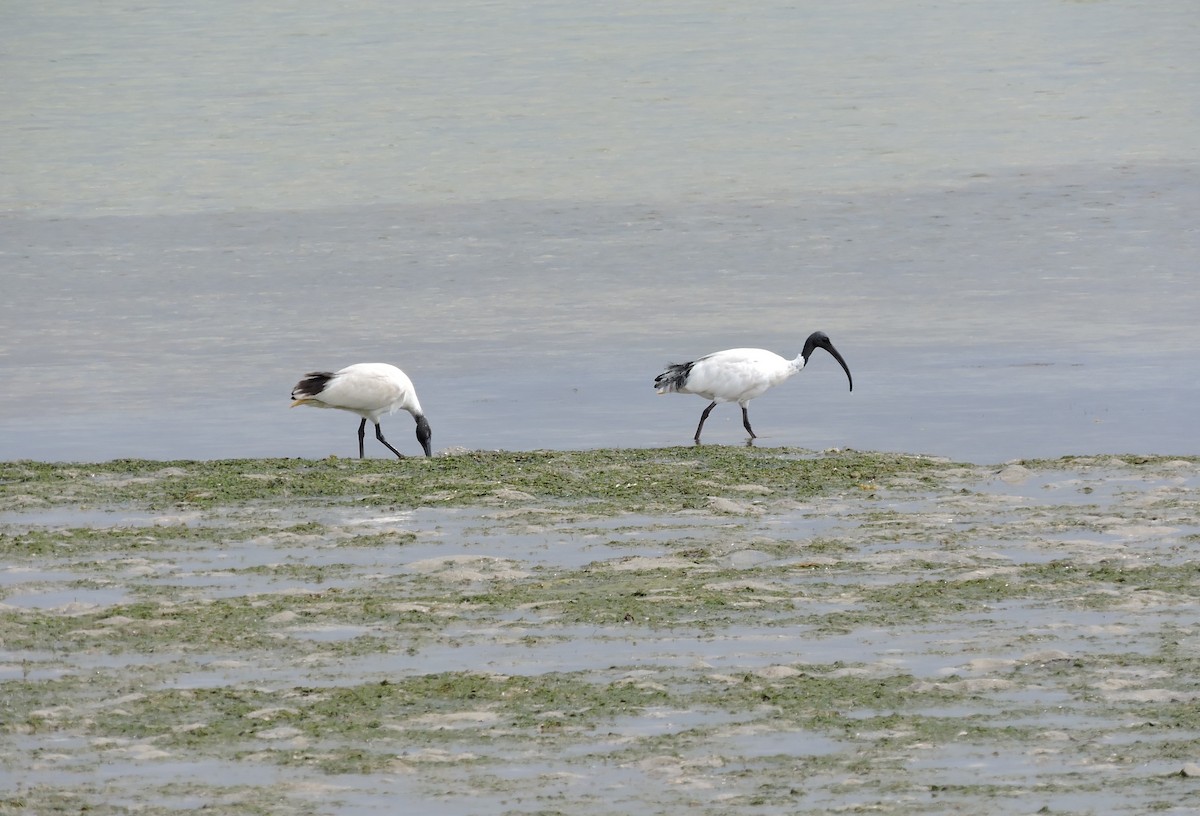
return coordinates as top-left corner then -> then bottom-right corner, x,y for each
2,0 -> 1197,462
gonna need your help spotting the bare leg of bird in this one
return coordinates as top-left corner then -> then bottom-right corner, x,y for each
694,401 -> 718,444
741,405 -> 757,439
357,418 -> 367,458
375,423 -> 405,459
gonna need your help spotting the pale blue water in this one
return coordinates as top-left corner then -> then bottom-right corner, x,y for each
2,0 -> 1198,462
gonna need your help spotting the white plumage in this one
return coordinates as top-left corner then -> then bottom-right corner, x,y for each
290,363 -> 432,458
655,331 -> 853,443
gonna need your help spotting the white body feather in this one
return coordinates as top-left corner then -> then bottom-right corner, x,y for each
658,348 -> 803,405
294,363 -> 424,421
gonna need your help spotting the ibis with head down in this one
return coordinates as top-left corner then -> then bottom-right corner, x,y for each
290,363 -> 432,458
654,331 -> 853,444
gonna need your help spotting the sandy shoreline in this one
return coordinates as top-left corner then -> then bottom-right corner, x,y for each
3,449 -> 1199,814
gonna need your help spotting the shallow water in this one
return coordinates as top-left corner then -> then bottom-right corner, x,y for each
2,1 -> 1198,463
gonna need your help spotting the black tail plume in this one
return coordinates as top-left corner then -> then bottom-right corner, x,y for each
291,371 -> 335,400
654,361 -> 694,394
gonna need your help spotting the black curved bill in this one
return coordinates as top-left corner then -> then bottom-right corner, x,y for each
823,341 -> 853,392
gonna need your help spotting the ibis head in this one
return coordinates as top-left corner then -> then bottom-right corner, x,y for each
415,415 -> 433,457
802,331 -> 853,392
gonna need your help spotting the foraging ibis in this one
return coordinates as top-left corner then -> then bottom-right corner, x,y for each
290,363 -> 432,458
654,331 -> 853,443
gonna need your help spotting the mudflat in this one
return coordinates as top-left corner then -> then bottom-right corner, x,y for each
3,448 -> 1199,814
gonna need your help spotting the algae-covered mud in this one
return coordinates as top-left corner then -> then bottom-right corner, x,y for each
2,448 -> 1200,815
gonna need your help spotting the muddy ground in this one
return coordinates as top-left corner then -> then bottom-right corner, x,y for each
2,448 -> 1199,815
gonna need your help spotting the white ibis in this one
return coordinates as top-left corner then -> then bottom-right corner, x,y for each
290,363 -> 432,458
654,331 -> 853,444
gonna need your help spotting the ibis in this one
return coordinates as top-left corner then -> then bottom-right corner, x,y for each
654,331 -> 853,443
290,363 -> 432,458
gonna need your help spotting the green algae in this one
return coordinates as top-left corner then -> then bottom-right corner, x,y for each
0,448 -> 949,513
3,449 -> 1200,814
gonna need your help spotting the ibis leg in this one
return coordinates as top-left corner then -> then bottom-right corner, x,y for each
741,405 -> 757,439
357,418 -> 368,458
375,423 -> 405,459
694,401 -> 718,443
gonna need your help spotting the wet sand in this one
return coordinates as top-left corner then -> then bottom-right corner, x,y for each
3,449 -> 1199,814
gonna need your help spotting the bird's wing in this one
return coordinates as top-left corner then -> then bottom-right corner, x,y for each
683,349 -> 790,402
321,368 -> 412,414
